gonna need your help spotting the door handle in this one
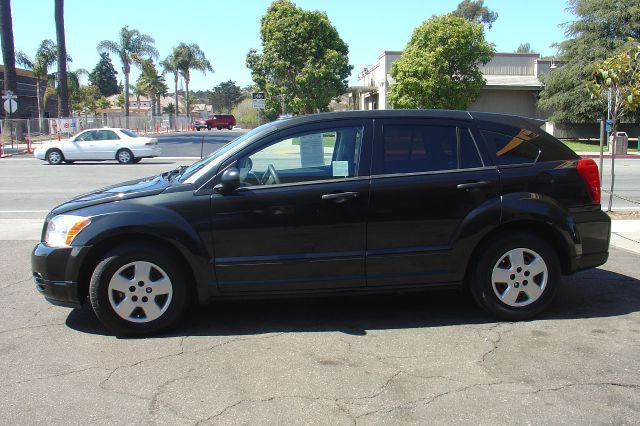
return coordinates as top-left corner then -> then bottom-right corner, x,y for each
322,192 -> 359,202
457,181 -> 491,190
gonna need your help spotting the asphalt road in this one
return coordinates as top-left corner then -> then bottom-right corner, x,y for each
0,156 -> 638,424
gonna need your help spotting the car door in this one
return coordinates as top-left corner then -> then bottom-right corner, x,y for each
210,119 -> 372,293
94,129 -> 121,160
68,130 -> 99,159
366,119 -> 501,288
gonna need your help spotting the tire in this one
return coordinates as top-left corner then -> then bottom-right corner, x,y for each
470,232 -> 560,321
217,126 -> 222,130
89,243 -> 191,336
133,158 -> 142,163
227,125 -> 233,130
46,149 -> 64,165
116,148 -> 134,164
207,126 -> 211,131
196,127 -> 201,131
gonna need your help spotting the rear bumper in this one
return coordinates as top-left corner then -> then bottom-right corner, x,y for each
569,208 -> 611,272
31,243 -> 92,307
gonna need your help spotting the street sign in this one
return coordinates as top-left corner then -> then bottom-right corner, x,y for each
252,92 -> 266,109
2,90 -> 17,101
3,98 -> 17,114
605,119 -> 614,133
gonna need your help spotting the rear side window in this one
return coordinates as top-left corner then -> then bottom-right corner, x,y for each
381,125 -> 458,174
481,129 -> 540,166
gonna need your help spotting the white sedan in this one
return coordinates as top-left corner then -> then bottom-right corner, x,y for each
34,128 -> 161,165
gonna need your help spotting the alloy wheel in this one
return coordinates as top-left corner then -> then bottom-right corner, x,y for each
491,247 -> 548,307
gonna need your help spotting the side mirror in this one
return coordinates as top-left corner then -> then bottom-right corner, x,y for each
214,167 -> 240,194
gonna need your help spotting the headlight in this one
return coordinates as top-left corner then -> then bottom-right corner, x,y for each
45,215 -> 91,247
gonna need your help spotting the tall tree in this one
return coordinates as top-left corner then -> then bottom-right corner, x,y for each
452,0 -> 498,29
246,0 -> 352,117
160,51 -> 180,123
174,42 -> 212,117
15,39 -> 58,120
538,0 -> 640,123
55,0 -> 70,117
516,42 -> 535,53
0,0 -> 18,119
388,14 -> 494,109
137,60 -> 168,117
97,26 -> 159,127
89,52 -> 119,97
209,80 -> 243,113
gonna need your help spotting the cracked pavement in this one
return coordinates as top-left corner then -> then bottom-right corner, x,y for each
1,238 -> 639,424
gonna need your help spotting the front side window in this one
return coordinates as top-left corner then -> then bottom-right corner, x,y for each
74,130 -> 97,142
238,126 -> 363,187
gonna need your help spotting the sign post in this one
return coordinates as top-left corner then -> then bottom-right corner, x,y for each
3,91 -> 18,147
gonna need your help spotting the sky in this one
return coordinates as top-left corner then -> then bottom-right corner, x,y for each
5,0 -> 575,92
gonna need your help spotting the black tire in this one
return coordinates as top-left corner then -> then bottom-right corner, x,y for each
46,149 -> 64,165
116,148 -> 134,164
207,126 -> 211,131
196,127 -> 201,131
133,158 -> 142,163
217,126 -> 222,130
227,124 -> 233,130
470,232 -> 560,321
89,243 -> 191,336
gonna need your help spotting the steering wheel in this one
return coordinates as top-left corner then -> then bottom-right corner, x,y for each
260,164 -> 281,185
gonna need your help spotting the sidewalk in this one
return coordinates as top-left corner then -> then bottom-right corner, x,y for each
577,151 -> 640,159
610,219 -> 640,255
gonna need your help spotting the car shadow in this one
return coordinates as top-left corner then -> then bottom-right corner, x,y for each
65,267 -> 640,338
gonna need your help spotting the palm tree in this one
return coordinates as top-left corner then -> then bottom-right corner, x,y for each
160,51 -> 180,126
97,26 -> 158,127
16,40 -> 58,121
175,43 -> 213,118
1,0 -> 18,113
137,60 -> 168,117
55,0 -> 69,117
43,68 -> 87,117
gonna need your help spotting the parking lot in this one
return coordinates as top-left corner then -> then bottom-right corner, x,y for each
0,155 -> 639,424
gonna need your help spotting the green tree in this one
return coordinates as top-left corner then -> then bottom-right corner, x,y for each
16,39 -> 58,120
161,50 -> 181,121
55,0 -> 70,117
162,102 -> 175,114
174,42 -> 213,117
516,42 -> 535,53
97,26 -> 159,127
210,80 -> 243,113
115,92 -> 125,108
538,0 -> 640,123
246,0 -> 352,117
452,0 -> 498,29
137,60 -> 168,116
72,84 -> 100,118
586,41 -> 640,211
96,96 -> 110,110
388,14 -> 494,109
89,52 -> 119,97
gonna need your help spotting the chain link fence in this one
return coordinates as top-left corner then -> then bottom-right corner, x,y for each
0,114 -> 194,151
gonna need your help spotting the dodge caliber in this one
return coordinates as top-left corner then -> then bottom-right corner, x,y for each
31,110 -> 611,335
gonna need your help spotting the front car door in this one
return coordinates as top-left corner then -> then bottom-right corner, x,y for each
210,119 -> 372,293
68,130 -> 99,159
366,118 -> 501,288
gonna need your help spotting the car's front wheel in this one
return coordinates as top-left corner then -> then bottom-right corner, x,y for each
89,244 -> 191,336
470,233 -> 560,321
46,149 -> 64,165
116,148 -> 134,164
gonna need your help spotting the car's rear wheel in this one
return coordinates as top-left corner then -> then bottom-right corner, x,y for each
217,126 -> 222,130
470,232 -> 560,320
227,124 -> 233,130
196,127 -> 201,131
46,149 -> 64,165
116,148 -> 134,164
89,244 -> 191,336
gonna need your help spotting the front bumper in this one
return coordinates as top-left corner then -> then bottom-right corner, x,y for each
31,243 -> 92,307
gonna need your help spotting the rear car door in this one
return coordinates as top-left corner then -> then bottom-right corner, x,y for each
94,129 -> 121,160
366,118 -> 501,288
211,119 -> 372,293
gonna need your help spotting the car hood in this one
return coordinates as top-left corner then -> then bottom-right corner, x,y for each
50,174 -> 171,216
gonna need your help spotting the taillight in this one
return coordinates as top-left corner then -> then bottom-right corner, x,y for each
577,158 -> 601,203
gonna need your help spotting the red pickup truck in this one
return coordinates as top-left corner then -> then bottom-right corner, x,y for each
192,114 -> 237,131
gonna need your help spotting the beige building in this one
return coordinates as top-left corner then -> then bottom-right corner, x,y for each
355,51 -> 557,120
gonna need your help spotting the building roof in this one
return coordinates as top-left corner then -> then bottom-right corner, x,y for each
483,74 -> 542,90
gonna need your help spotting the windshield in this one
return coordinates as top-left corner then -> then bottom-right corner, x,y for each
178,123 -> 275,182
120,129 -> 138,138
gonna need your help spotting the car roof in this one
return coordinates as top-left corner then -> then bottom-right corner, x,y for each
270,109 -> 545,131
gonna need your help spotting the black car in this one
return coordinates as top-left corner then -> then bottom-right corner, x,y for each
32,110 -> 610,335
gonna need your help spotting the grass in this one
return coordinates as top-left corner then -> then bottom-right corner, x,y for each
561,139 -> 638,153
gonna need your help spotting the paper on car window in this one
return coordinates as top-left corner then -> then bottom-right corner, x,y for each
300,133 -> 324,167
332,161 -> 349,177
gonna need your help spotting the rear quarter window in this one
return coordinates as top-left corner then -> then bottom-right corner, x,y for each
480,128 -> 540,166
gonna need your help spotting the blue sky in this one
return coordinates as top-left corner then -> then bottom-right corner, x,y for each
6,0 -> 575,91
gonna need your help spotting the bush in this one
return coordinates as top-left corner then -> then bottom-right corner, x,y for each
231,98 -> 260,129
